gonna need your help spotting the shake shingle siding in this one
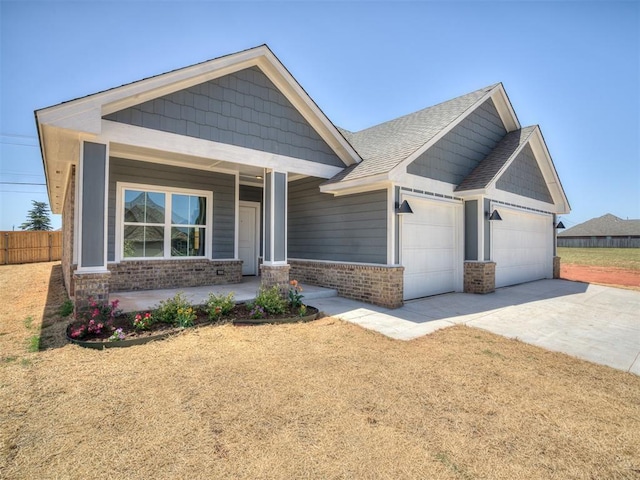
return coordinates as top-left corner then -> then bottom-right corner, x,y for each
407,99 -> 506,185
104,67 -> 344,167
496,144 -> 553,203
107,158 -> 236,261
288,178 -> 387,264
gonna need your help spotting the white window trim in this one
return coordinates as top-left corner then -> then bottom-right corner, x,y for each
115,182 -> 213,262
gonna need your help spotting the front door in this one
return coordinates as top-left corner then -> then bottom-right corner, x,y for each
239,202 -> 259,275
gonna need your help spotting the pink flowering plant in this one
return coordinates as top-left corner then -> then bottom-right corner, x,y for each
133,312 -> 154,330
69,297 -> 121,340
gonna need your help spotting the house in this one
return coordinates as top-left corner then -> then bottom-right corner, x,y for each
558,214 -> 640,248
35,45 -> 570,311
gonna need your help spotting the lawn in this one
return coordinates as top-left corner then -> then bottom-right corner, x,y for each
1,262 -> 640,479
558,247 -> 640,270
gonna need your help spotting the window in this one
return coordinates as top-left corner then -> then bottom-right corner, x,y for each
120,184 -> 211,260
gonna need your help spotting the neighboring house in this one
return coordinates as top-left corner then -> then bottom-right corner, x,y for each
35,45 -> 570,310
558,214 -> 640,248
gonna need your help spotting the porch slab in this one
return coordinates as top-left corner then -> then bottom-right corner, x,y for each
113,276 -> 338,313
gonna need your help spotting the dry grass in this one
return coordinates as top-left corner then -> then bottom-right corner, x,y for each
1,263 -> 640,479
558,247 -> 640,270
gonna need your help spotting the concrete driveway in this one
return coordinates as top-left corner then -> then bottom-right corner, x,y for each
312,279 -> 640,375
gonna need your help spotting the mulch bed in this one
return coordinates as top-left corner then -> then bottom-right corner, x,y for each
67,304 -> 318,345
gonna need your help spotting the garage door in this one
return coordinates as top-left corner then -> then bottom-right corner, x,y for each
493,208 -> 553,288
402,197 -> 459,300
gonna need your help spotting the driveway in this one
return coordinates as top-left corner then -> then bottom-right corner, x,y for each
312,279 -> 640,375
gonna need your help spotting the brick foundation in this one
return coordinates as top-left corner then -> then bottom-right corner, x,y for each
289,259 -> 404,309
108,259 -> 242,292
464,261 -> 496,294
260,264 -> 290,289
61,167 -> 75,296
73,271 -> 111,313
553,256 -> 561,279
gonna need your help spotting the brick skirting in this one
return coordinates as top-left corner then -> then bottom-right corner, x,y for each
108,259 -> 243,292
553,256 -> 561,279
73,271 -> 111,313
260,264 -> 290,288
289,259 -> 404,309
464,261 -> 496,294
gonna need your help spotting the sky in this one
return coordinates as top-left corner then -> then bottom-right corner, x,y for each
1,0 -> 638,232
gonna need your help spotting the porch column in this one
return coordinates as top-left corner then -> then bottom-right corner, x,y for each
463,197 -> 495,293
74,141 -> 110,311
260,170 -> 289,288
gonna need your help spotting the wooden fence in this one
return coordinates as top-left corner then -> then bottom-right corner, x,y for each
558,237 -> 640,248
0,231 -> 62,265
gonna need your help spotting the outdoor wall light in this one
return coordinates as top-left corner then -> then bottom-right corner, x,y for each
395,200 -> 413,214
555,221 -> 566,229
487,209 -> 502,221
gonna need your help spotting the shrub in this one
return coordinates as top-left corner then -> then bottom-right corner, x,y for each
58,299 -> 74,317
176,307 -> 197,328
70,297 -> 121,339
154,292 -> 193,325
253,285 -> 287,315
206,292 -> 235,321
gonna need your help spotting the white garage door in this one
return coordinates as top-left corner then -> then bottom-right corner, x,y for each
493,208 -> 553,288
402,197 -> 459,300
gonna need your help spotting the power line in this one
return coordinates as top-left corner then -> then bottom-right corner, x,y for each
0,182 -> 46,185
0,133 -> 37,139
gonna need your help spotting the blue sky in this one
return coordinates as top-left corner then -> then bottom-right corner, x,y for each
1,0 -> 638,231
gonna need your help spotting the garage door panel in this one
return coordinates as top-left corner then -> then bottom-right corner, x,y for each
493,208 -> 552,288
402,197 -> 459,300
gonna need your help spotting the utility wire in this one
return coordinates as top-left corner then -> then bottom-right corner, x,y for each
0,182 -> 46,185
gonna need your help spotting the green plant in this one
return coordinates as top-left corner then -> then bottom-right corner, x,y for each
254,285 -> 287,315
154,292 -> 193,325
176,307 -> 197,328
27,335 -> 40,352
59,299 -> 74,317
108,328 -> 126,342
288,279 -> 304,309
23,316 -> 34,330
133,312 -> 154,330
249,304 -> 266,319
298,304 -> 307,317
206,292 -> 235,321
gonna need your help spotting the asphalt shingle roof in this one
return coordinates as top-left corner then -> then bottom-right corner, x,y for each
455,125 -> 537,192
558,214 -> 640,237
325,84 -> 498,185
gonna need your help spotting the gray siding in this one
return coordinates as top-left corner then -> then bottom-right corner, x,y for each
464,200 -> 478,261
288,177 -> 387,264
81,142 -> 106,267
104,66 -> 344,167
496,144 -> 553,203
408,99 -> 507,185
108,158 -> 235,261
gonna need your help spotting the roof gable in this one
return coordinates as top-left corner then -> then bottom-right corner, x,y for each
103,66 -> 345,168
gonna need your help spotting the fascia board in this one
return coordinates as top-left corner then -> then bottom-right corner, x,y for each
319,175 -> 391,196
100,120 -> 344,179
388,86 -> 498,178
490,84 -> 521,132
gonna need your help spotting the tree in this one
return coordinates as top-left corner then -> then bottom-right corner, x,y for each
20,201 -> 52,231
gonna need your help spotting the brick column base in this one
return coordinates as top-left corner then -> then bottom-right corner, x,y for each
553,256 -> 561,279
260,264 -> 290,289
73,271 -> 111,314
464,261 -> 496,294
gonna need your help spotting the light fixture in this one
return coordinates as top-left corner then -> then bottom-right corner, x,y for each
488,209 -> 502,221
395,200 -> 413,214
555,221 -> 565,229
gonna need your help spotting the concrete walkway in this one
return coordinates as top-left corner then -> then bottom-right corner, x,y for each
312,279 -> 640,375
